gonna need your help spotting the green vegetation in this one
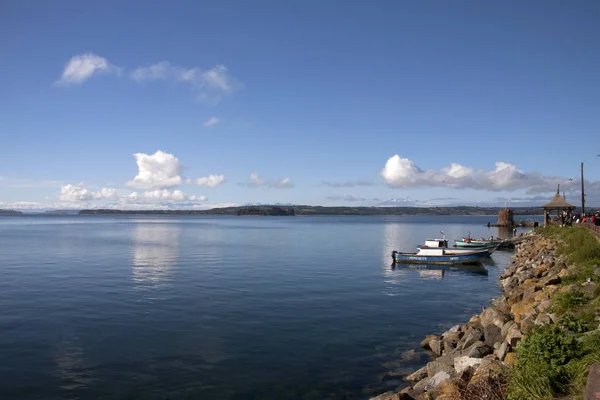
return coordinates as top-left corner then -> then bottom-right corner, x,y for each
508,326 -> 580,399
560,311 -> 595,334
551,291 -> 590,315
236,206 -> 295,216
508,226 -> 600,399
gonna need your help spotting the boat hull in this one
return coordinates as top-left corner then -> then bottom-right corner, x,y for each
419,244 -> 499,254
394,249 -> 491,265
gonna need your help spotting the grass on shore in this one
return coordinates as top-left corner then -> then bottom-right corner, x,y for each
507,225 -> 600,400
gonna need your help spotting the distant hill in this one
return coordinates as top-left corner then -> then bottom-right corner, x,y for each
79,206 -> 544,216
0,209 -> 22,214
237,206 -> 295,216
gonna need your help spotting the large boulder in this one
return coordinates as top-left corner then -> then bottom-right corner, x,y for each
534,313 -> 553,326
505,324 -> 523,348
444,325 -> 461,334
491,297 -> 512,315
507,289 -> 524,306
429,338 -> 444,356
519,315 -> 536,335
500,320 -> 515,339
442,331 -> 461,343
480,308 -> 508,329
413,371 -> 451,393
460,327 -> 483,350
544,274 -> 561,286
536,298 -> 552,313
454,356 -> 483,374
420,334 -> 438,350
534,290 -> 551,303
442,331 -> 461,353
496,342 -> 510,361
406,366 -> 428,382
535,263 -> 549,278
467,341 -> 492,358
511,300 -> 537,323
429,379 -> 463,400
426,360 -> 454,378
398,386 -> 417,399
483,324 -> 502,347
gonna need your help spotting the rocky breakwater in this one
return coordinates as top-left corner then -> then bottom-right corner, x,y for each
371,231 -> 567,400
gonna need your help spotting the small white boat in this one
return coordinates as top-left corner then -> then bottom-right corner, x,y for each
418,238 -> 499,254
392,238 -> 492,265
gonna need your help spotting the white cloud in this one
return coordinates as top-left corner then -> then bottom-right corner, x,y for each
195,175 -> 225,187
203,117 -> 220,127
124,189 -> 207,203
96,187 -> 118,200
380,155 -> 582,194
57,53 -> 119,85
0,200 -> 235,212
126,151 -> 183,189
59,184 -> 118,202
326,194 -> 371,202
58,186 -> 207,205
443,163 -> 474,179
126,150 -> 226,191
130,62 -> 239,103
244,172 -> 294,189
130,61 -> 170,82
321,180 -> 374,188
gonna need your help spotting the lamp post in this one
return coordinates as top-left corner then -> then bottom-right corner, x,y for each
581,162 -> 585,215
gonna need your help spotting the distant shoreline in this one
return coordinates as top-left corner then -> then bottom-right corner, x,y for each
76,206 -> 549,216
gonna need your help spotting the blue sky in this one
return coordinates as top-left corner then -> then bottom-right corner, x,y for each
1,0 -> 599,210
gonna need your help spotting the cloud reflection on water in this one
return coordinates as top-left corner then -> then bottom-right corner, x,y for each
131,222 -> 181,288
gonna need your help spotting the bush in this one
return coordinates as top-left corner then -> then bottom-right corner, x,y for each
565,332 -> 600,396
524,226 -> 600,398
508,326 -> 580,399
559,229 -> 600,265
551,290 -> 590,315
560,312 -> 595,334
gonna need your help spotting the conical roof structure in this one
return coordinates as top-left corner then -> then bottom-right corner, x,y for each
542,185 -> 575,210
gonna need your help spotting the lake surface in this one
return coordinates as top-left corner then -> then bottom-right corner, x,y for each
0,215 -> 538,400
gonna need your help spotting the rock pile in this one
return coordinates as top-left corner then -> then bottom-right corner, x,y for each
370,231 -> 569,400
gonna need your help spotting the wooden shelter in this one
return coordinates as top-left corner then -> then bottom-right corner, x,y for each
542,185 -> 575,226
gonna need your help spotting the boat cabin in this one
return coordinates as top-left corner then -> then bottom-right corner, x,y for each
422,239 -> 448,249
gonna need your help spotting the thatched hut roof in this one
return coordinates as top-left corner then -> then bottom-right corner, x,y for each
542,185 -> 575,210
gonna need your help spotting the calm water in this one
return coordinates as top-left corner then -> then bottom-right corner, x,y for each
0,215 -> 537,400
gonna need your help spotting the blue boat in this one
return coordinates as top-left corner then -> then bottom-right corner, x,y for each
391,247 -> 491,265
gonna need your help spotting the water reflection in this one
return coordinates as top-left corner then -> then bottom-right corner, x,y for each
381,223 -> 415,266
391,263 -> 488,279
497,226 -> 511,240
418,269 -> 444,280
132,222 -> 181,288
381,223 -> 414,288
53,339 -> 93,393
